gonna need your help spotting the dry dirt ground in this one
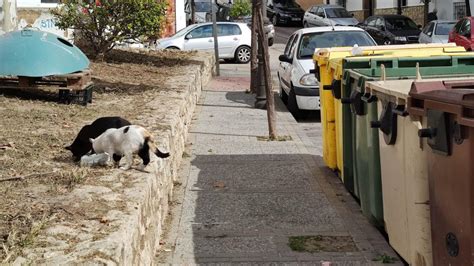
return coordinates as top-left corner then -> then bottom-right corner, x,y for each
0,49 -> 196,263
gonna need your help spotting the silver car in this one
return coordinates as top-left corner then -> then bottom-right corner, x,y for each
419,20 -> 456,44
156,22 -> 252,63
303,4 -> 359,28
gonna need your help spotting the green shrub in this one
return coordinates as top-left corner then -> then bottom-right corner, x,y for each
229,0 -> 251,19
52,0 -> 167,59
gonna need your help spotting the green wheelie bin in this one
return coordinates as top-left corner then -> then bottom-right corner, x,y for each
340,55 -> 474,229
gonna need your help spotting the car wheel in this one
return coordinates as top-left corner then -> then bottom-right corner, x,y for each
278,76 -> 288,104
272,15 -> 279,26
287,86 -> 301,118
383,38 -> 392,45
235,46 -> 251,64
268,37 -> 274,47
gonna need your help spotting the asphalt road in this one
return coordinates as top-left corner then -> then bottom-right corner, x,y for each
274,26 -> 302,44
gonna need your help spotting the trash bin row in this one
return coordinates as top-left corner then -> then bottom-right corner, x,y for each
313,43 -> 474,265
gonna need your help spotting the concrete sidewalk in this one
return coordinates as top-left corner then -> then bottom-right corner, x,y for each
155,67 -> 401,264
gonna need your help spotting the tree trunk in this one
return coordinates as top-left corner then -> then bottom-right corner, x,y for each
191,0 -> 196,24
256,6 -> 277,139
250,0 -> 258,93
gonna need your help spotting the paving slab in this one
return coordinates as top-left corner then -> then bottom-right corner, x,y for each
155,58 -> 403,265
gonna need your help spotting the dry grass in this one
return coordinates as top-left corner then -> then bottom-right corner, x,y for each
0,48 -> 198,262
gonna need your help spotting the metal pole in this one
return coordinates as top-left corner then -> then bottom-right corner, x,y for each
211,1 -> 220,76
254,0 -> 266,109
255,39 -> 266,108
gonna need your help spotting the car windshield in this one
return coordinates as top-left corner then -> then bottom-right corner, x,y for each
298,31 -> 376,59
435,22 -> 456,35
195,2 -> 212,12
274,0 -> 300,8
325,8 -> 351,18
173,24 -> 199,37
385,17 -> 418,30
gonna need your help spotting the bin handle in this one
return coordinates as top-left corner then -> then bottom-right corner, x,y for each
323,85 -> 332,90
361,92 -> 377,103
341,97 -> 352,104
392,105 -> 408,117
459,116 -> 474,127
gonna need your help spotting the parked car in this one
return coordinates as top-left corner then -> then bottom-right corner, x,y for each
303,4 -> 359,28
358,14 -> 421,45
419,20 -> 456,43
277,27 -> 376,116
266,0 -> 304,26
155,22 -> 252,63
449,17 -> 474,50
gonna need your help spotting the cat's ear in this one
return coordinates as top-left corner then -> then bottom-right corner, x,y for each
89,138 -> 95,143
64,145 -> 71,151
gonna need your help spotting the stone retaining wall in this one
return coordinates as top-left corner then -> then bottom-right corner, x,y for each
13,52 -> 214,265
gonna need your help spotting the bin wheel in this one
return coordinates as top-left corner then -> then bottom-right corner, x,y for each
288,87 -> 302,119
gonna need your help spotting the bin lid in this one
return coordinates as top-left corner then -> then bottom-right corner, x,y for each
408,79 -> 474,126
314,43 -> 464,67
366,77 -> 474,104
0,28 -> 90,77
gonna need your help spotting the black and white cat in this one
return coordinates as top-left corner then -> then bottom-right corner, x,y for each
66,116 -> 131,161
90,125 -> 170,170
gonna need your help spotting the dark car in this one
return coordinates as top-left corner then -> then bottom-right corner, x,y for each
449,17 -> 474,51
266,0 -> 304,26
358,14 -> 421,45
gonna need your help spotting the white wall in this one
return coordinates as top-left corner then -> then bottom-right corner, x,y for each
17,0 -> 57,8
346,0 -> 362,11
376,0 -> 396,9
175,0 -> 186,31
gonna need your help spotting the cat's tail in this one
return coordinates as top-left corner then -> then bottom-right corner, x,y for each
144,133 -> 170,159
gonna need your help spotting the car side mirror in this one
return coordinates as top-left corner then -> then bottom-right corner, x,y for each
418,24 -> 422,29
279,54 -> 292,63
379,25 -> 386,31
185,34 -> 191,40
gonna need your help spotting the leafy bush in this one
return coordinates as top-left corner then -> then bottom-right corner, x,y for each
229,0 -> 251,19
52,0 -> 167,59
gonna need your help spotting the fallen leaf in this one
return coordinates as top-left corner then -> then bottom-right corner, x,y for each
0,142 -> 15,150
213,181 -> 225,189
100,217 -> 109,224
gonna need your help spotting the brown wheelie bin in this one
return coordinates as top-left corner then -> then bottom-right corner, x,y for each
408,79 -> 474,265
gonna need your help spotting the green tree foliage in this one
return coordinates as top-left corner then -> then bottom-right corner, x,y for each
229,0 -> 251,19
52,0 -> 167,59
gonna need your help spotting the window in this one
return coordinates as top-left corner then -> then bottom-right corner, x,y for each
454,19 -> 464,33
217,24 -> 241,36
375,18 -> 384,29
454,2 -> 467,20
316,7 -> 325,17
325,8 -> 351,18
284,33 -> 299,58
367,17 -> 376,27
435,22 -> 456,35
284,34 -> 297,56
297,31 -> 376,59
385,17 -> 418,30
188,25 -> 213,39
459,19 -> 471,36
422,22 -> 435,36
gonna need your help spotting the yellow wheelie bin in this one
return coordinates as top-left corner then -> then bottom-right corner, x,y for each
313,43 -> 467,196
